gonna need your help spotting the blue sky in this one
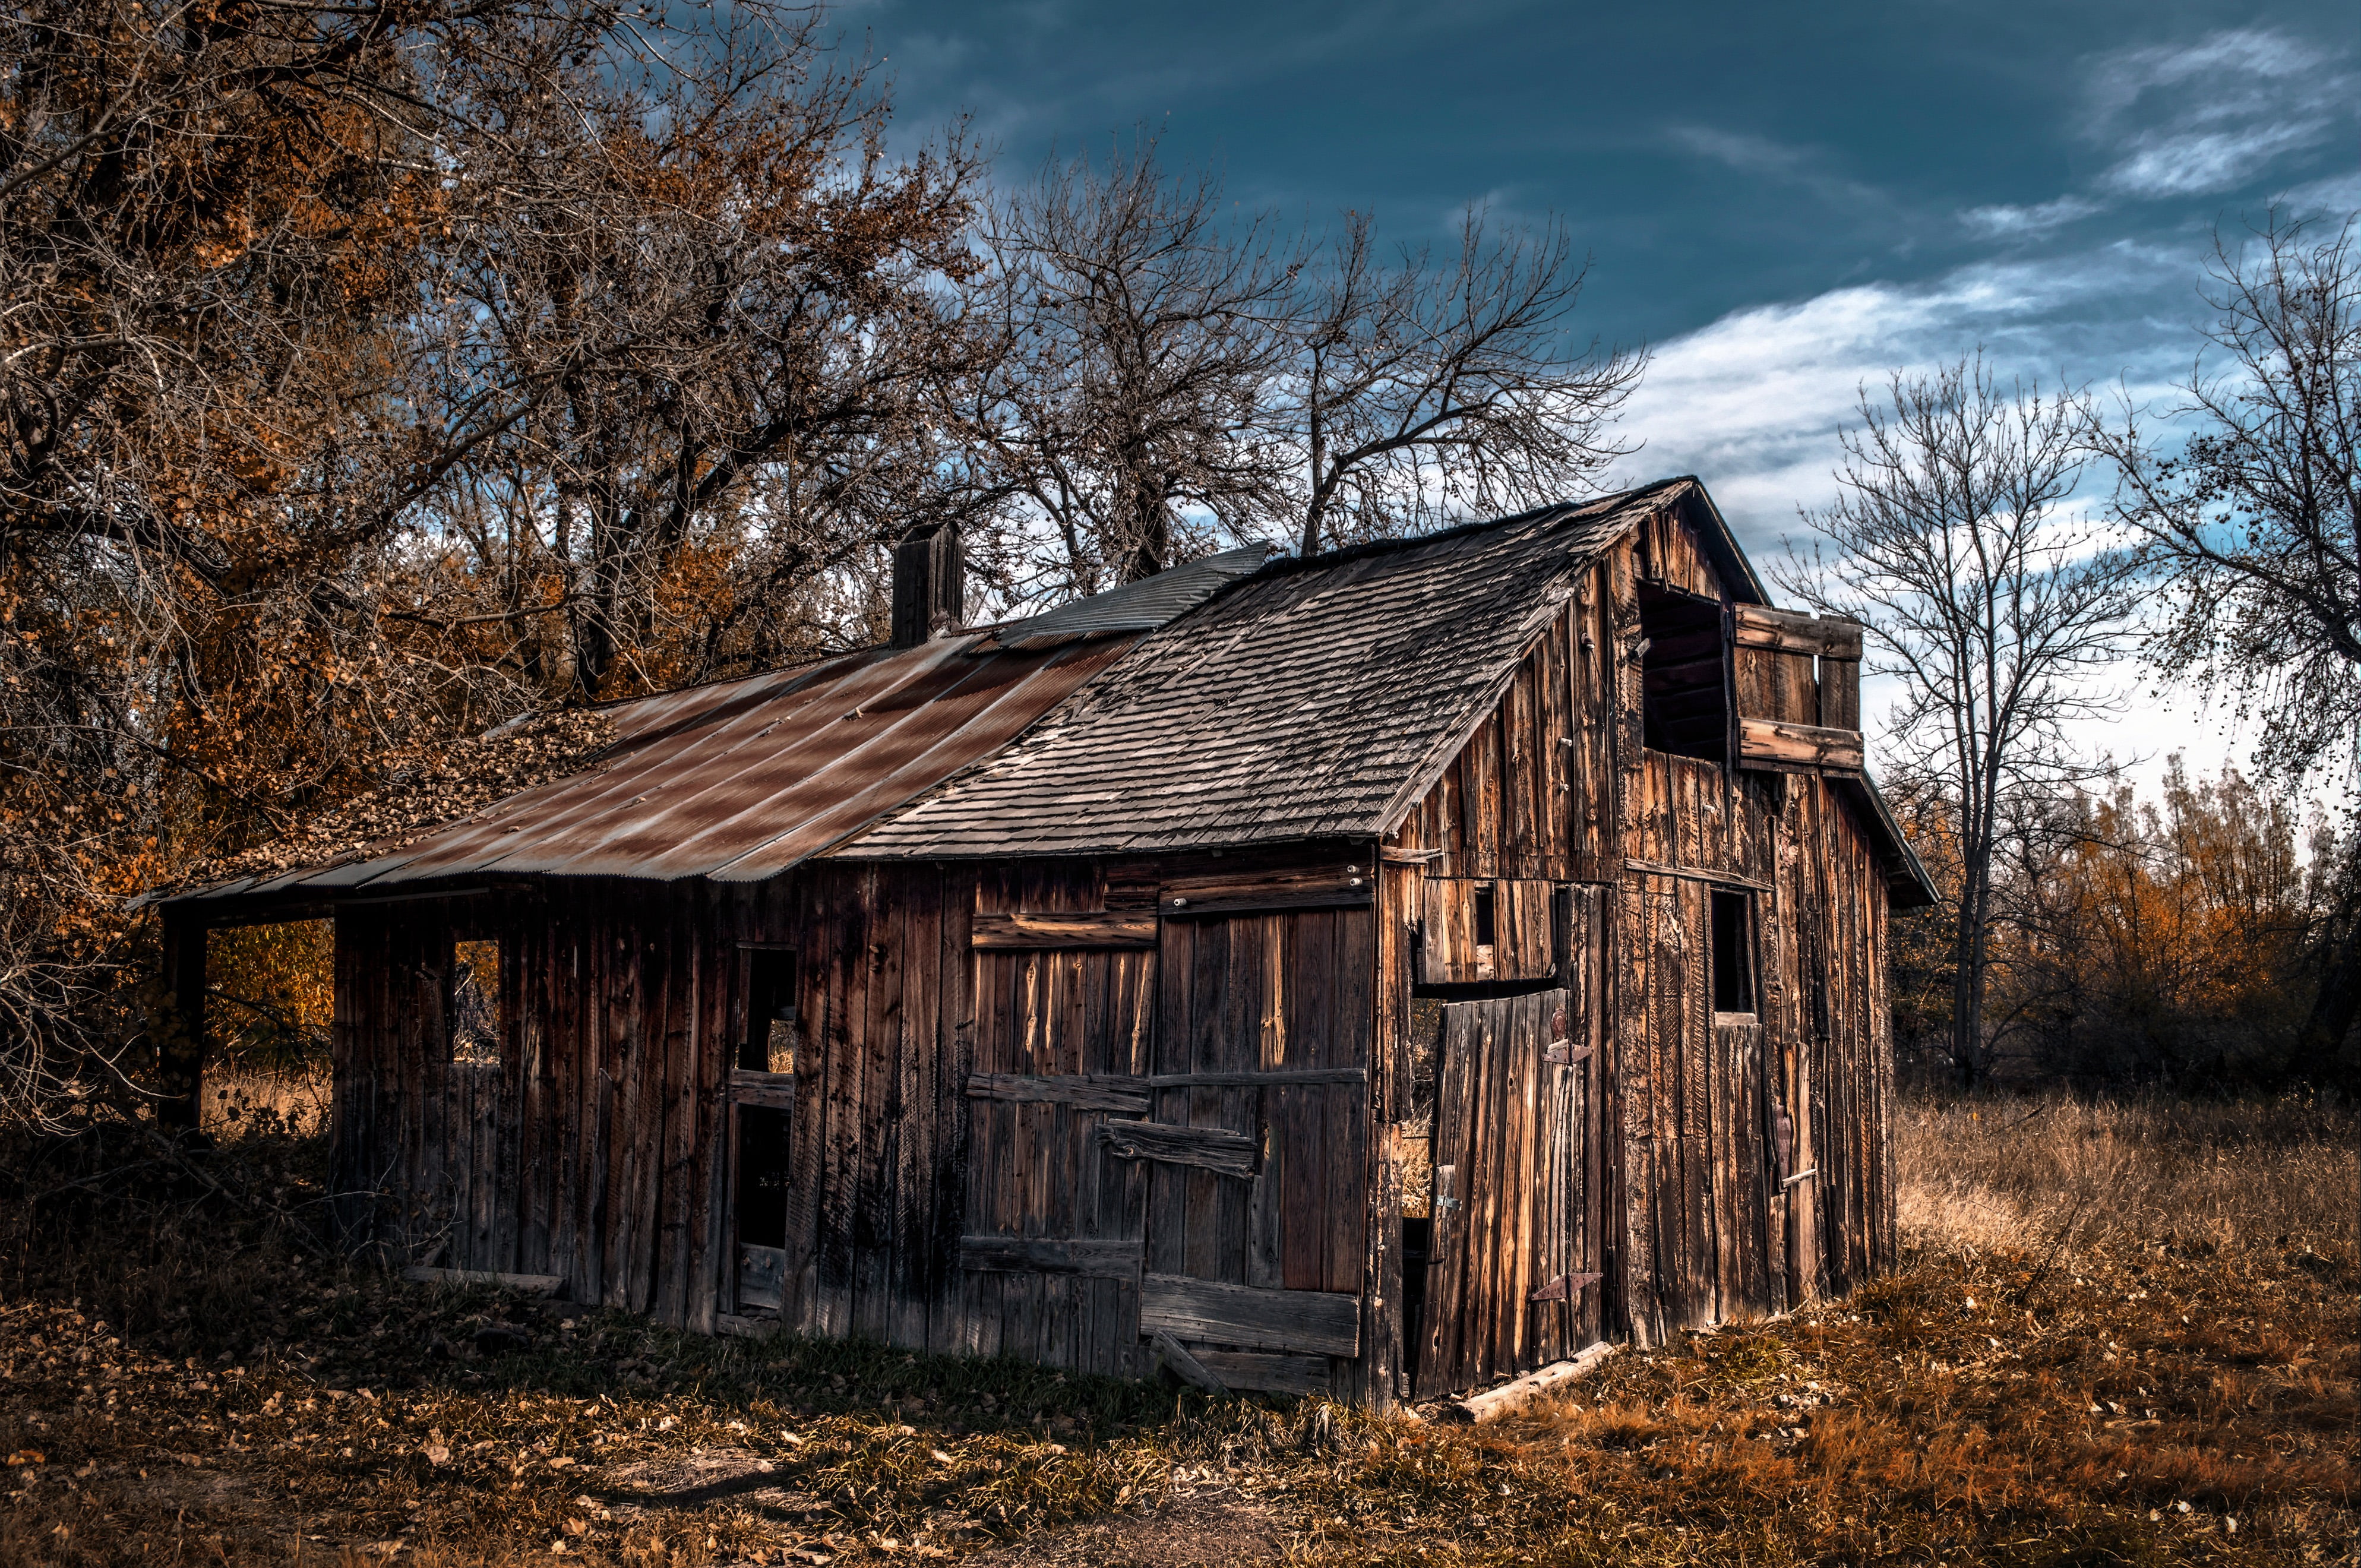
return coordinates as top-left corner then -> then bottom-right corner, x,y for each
854,0 -> 2358,788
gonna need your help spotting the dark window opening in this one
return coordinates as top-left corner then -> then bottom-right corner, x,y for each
739,948 -> 799,1073
1712,890 -> 1755,1015
450,939 -> 503,1066
734,1106 -> 792,1249
1638,581 -> 1728,763
1472,883 -> 1497,948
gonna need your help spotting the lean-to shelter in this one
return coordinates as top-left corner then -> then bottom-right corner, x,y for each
159,478 -> 1934,1405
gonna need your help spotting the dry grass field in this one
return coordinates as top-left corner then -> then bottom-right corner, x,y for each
2,1084 -> 2353,1567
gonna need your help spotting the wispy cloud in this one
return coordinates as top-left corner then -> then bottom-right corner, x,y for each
2086,28 -> 2355,199
1961,195 -> 2103,240
1664,125 -> 1891,212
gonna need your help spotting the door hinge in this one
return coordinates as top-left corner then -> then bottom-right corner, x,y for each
1529,1272 -> 1603,1303
1543,1042 -> 1596,1066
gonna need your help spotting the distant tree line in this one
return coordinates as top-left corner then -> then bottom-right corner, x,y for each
1795,215 -> 2358,1093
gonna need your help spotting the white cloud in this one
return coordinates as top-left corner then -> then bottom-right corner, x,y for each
1961,195 -> 2103,239
1608,241 -> 2251,785
2085,28 -> 2355,200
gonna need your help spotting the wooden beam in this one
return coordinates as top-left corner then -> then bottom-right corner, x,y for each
1161,864 -> 1373,916
958,1236 -> 1144,1281
1737,716 -> 1864,772
1445,1341 -> 1618,1423
1623,859 -> 1773,894
1733,604 -> 1864,659
965,1068 -> 1364,1109
1099,1121 -> 1259,1178
728,1068 -> 794,1109
157,908 -> 207,1131
1140,1273 -> 1361,1358
1191,1348 -> 1332,1396
963,1073 -> 1152,1115
971,911 -> 1159,950
1151,1330 -> 1229,1395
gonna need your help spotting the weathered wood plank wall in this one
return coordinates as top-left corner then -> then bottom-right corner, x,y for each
330,850 -> 1385,1398
1382,502 -> 1895,1387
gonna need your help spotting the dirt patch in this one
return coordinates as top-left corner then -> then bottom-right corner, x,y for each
962,1492 -> 1281,1567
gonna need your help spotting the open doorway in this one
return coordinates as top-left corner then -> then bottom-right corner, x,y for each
731,946 -> 799,1315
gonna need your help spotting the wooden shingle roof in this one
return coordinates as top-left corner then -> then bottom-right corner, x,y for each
838,481 -> 1695,859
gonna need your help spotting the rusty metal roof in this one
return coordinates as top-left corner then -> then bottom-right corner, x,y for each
173,630 -> 1140,906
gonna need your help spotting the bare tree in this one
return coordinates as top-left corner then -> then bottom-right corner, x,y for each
969,137 -> 1294,595
2088,210 -> 2360,1080
1782,359 -> 2134,1086
1285,210 -> 1642,558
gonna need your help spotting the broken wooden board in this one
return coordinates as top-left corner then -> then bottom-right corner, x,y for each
727,1068 -> 794,1109
1098,1121 -> 1259,1178
1150,1329 -> 1228,1395
1732,604 -> 1863,659
1190,1348 -> 1332,1396
1140,1273 -> 1361,1358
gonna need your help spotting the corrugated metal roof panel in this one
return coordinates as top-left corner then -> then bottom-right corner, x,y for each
173,632 -> 1136,902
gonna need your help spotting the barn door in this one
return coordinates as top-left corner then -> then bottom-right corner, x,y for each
956,929 -> 1158,1378
1419,946 -> 1608,1389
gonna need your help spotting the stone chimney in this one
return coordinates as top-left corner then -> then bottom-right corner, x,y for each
890,523 -> 963,649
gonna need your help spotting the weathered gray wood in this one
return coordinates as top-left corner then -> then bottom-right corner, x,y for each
1139,1273 -> 1361,1357
1191,1348 -> 1333,1396
737,1244 -> 786,1310
963,1073 -> 1152,1115
958,1235 -> 1143,1281
972,911 -> 1159,950
1099,1120 -> 1259,1178
728,1068 -> 795,1110
1151,1329 -> 1229,1394
1446,1341 -> 1618,1423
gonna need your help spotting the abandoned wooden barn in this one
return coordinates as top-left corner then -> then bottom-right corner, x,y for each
161,476 -> 1934,1405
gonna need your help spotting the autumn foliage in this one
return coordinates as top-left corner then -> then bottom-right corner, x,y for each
1892,765 -> 2351,1088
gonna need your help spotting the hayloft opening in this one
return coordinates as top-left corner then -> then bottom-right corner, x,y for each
1637,582 -> 1728,762
1711,890 -> 1755,1016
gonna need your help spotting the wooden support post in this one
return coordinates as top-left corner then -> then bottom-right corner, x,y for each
157,908 -> 207,1132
